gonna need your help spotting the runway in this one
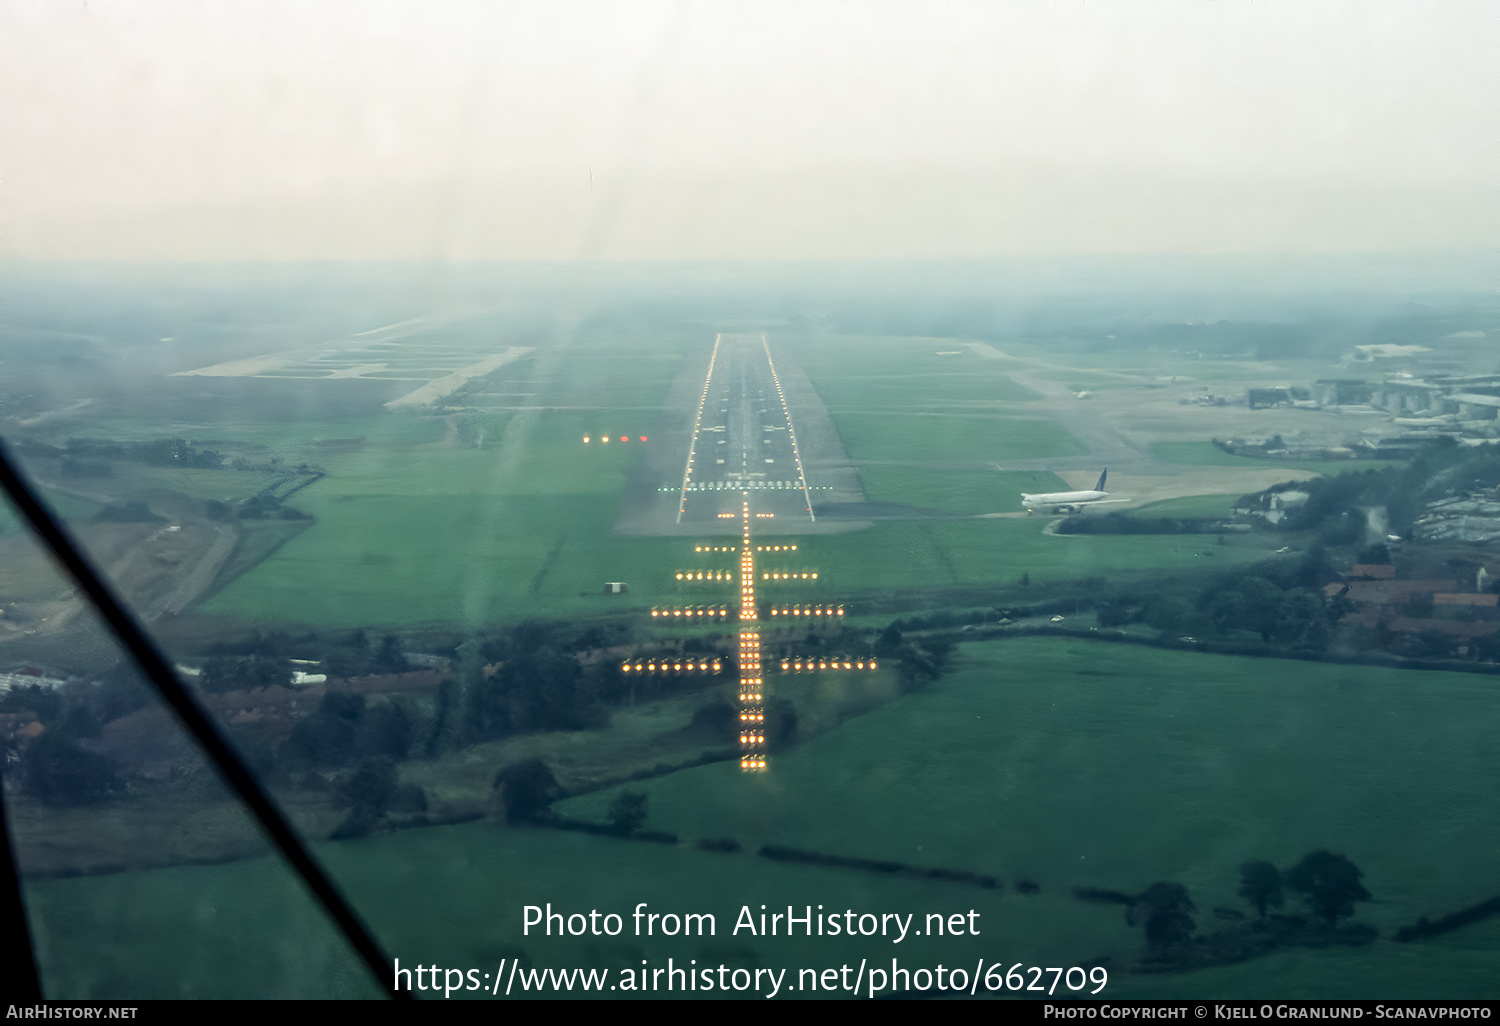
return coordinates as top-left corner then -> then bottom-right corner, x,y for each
615,334 -> 865,536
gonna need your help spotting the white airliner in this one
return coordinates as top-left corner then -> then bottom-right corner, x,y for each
1021,469 -> 1122,514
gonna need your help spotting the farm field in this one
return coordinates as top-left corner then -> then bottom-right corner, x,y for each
25,635 -> 1500,999
554,636 -> 1500,997
0,485 -> 104,534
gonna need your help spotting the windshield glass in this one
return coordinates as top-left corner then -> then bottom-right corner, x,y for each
3,0 -> 1499,1003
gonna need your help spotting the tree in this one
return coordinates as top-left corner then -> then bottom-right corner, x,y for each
1284,851 -> 1370,927
354,702 -> 414,760
766,697 -> 799,750
875,623 -> 903,656
1142,594 -> 1195,634
607,790 -> 648,834
22,731 -> 123,806
0,683 -> 64,725
1410,628 -> 1453,660
320,692 -> 366,721
689,701 -> 736,742
483,646 -> 600,735
375,633 -> 410,673
330,803 -> 382,841
1236,576 -> 1287,642
493,759 -> 560,823
284,693 -> 364,769
447,638 -> 490,745
200,655 -> 291,693
1237,860 -> 1284,919
1473,628 -> 1500,664
336,756 -> 398,814
1125,882 -> 1196,957
95,663 -> 150,724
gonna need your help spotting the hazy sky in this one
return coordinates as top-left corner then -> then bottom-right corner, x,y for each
3,0 -> 1497,261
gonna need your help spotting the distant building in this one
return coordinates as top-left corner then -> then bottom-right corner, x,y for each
1434,593 -> 1499,607
1340,579 -> 1456,605
1353,344 -> 1432,360
1445,394 -> 1500,420
1372,380 -> 1445,415
1315,379 -> 1373,406
0,671 -> 68,693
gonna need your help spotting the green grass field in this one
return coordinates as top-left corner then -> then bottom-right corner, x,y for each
1131,493 -> 1243,517
198,406 -> 682,628
0,485 -> 104,535
191,333 -> 1289,627
553,636 -> 1500,997
832,413 -> 1085,466
25,636 -> 1500,999
855,467 -> 1068,513
189,332 -> 687,626
16,328 -> 1367,632
202,491 -> 1270,628
809,373 -> 1041,413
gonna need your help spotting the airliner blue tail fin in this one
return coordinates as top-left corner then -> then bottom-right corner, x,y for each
1094,468 -> 1108,491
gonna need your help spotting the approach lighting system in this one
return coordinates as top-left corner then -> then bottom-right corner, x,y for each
624,500 -> 872,773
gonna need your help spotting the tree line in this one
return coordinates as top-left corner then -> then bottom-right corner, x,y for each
1088,851 -> 1374,967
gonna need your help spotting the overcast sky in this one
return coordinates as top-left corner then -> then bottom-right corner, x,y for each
3,0 -> 1497,261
